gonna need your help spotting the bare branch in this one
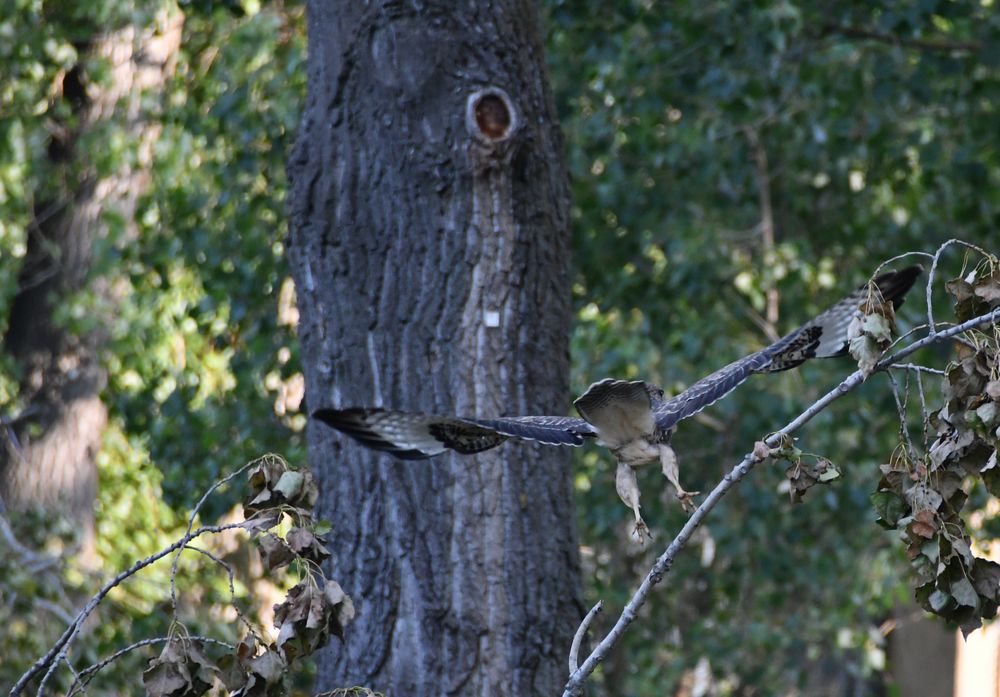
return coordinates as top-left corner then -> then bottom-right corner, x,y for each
890,363 -> 945,377
10,521 -> 248,697
563,306 -> 1000,696
885,370 -> 916,460
821,23 -> 981,53
66,635 -> 234,696
13,453 -> 298,695
169,456 -> 266,615
568,601 -> 603,675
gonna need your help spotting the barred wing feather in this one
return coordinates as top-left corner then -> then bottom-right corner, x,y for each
653,265 -> 922,431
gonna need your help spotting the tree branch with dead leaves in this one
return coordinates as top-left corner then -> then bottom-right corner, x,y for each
10,454 -> 355,697
564,242 -> 1000,696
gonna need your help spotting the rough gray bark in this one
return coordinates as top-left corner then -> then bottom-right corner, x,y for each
286,2 -> 583,694
0,13 -> 181,560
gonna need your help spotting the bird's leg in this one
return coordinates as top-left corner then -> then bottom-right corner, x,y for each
659,443 -> 698,513
615,460 -> 650,542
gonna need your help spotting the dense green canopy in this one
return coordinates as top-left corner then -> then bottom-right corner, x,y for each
2,0 -> 998,693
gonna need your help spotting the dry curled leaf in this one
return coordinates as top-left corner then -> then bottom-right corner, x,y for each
947,269 -> 999,321
972,268 -> 1000,304
217,636 -> 287,697
752,440 -> 771,462
986,380 -> 1000,400
244,455 -> 320,526
783,458 -> 840,503
286,526 -> 332,565
142,637 -> 218,697
258,532 -> 296,572
274,579 -> 355,661
847,296 -> 897,378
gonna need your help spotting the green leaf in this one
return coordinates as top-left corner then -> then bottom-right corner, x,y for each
871,491 -> 907,527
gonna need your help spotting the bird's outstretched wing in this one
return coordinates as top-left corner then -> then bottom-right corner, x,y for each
312,408 -> 597,459
653,265 -> 923,431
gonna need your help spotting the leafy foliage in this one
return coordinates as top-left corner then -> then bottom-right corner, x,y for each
770,434 -> 842,503
3,0 -> 1000,694
1,2 -> 307,689
546,0 -> 1000,692
143,636 -> 219,697
871,260 -> 1000,635
6,454 -> 352,695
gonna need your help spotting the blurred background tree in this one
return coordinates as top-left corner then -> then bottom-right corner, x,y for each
2,0 -> 999,694
1,0 -> 306,691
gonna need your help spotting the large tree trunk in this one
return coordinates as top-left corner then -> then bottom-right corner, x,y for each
0,11 -> 181,561
287,2 -> 582,693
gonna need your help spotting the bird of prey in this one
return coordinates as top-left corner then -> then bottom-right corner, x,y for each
314,266 -> 922,540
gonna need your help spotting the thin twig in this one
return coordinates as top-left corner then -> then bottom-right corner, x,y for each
11,522 -> 248,697
873,252 -> 935,277
568,601 -> 603,675
67,635 -> 234,696
744,126 -> 780,333
885,370 -> 916,461
562,306 -> 1000,696
890,363 -> 946,376
182,543 -> 262,640
169,457 -> 263,616
925,240 -> 955,335
820,23 -> 981,52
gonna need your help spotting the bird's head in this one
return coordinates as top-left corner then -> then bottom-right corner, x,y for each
643,382 -> 665,402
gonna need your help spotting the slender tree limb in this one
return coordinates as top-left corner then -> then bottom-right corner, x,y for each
66,635 -> 235,696
567,601 -> 603,675
744,126 -> 780,336
890,363 -> 945,377
169,457 -> 261,615
821,23 -> 981,53
10,521 -> 248,697
885,370 -> 917,462
562,306 -> 1000,696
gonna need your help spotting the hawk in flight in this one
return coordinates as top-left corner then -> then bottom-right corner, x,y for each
314,266 -> 922,539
